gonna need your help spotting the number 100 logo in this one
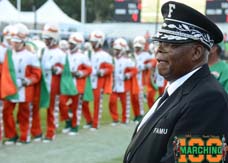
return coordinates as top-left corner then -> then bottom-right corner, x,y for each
173,136 -> 227,163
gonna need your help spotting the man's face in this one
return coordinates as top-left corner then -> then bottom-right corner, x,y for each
11,41 -> 23,51
154,41 -> 195,82
134,47 -> 142,54
90,41 -> 96,49
69,42 -> 75,51
90,41 -> 101,50
113,49 -> 121,58
43,37 -> 53,48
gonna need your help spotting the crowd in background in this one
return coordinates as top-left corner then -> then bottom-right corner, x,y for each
0,23 -> 167,145
0,22 -> 227,146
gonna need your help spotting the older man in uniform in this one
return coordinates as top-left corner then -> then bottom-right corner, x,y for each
124,1 -> 228,162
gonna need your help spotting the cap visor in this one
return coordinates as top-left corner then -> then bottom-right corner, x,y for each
11,38 -> 23,43
42,35 -> 51,39
152,32 -> 194,44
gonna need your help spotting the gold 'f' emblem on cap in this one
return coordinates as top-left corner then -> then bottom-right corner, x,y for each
168,4 -> 176,18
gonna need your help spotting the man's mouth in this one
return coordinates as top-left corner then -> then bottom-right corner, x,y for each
157,58 -> 168,64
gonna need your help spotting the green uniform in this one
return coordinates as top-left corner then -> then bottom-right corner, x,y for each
209,60 -> 228,93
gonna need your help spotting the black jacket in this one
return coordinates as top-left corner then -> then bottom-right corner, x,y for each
124,64 -> 228,163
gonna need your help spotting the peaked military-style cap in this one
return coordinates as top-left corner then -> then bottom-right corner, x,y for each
152,1 -> 223,49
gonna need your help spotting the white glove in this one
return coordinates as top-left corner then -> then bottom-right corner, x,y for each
138,65 -> 144,72
145,63 -> 152,69
52,66 -> 62,75
98,69 -> 106,77
75,70 -> 84,78
22,78 -> 32,86
17,78 -> 32,87
124,73 -> 132,80
16,78 -> 23,88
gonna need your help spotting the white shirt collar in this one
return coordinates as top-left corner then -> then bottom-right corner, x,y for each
137,67 -> 202,132
167,67 -> 201,96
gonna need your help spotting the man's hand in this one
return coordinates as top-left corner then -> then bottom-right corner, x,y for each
145,63 -> 152,69
21,78 -> 32,87
74,71 -> 84,78
124,73 -> 132,80
97,69 -> 106,77
52,66 -> 62,75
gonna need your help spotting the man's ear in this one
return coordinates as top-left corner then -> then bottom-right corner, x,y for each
192,44 -> 204,62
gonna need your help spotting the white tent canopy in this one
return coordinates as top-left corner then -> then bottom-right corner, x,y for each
36,0 -> 80,24
0,0 -> 20,23
17,0 -> 80,29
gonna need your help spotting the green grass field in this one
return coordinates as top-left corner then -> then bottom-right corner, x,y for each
1,94 -> 153,163
40,94 -> 150,134
0,122 -> 136,163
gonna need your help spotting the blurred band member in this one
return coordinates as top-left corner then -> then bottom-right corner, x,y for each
41,24 -> 66,143
2,23 -> 41,145
59,40 -> 69,54
208,44 -> 228,92
109,38 -> 139,125
131,36 -> 154,122
89,31 -> 113,130
146,43 -> 167,108
60,32 -> 92,135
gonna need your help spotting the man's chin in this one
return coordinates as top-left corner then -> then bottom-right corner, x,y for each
158,71 -> 170,81
158,69 -> 168,76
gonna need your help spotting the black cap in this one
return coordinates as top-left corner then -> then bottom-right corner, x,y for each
152,1 -> 223,49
